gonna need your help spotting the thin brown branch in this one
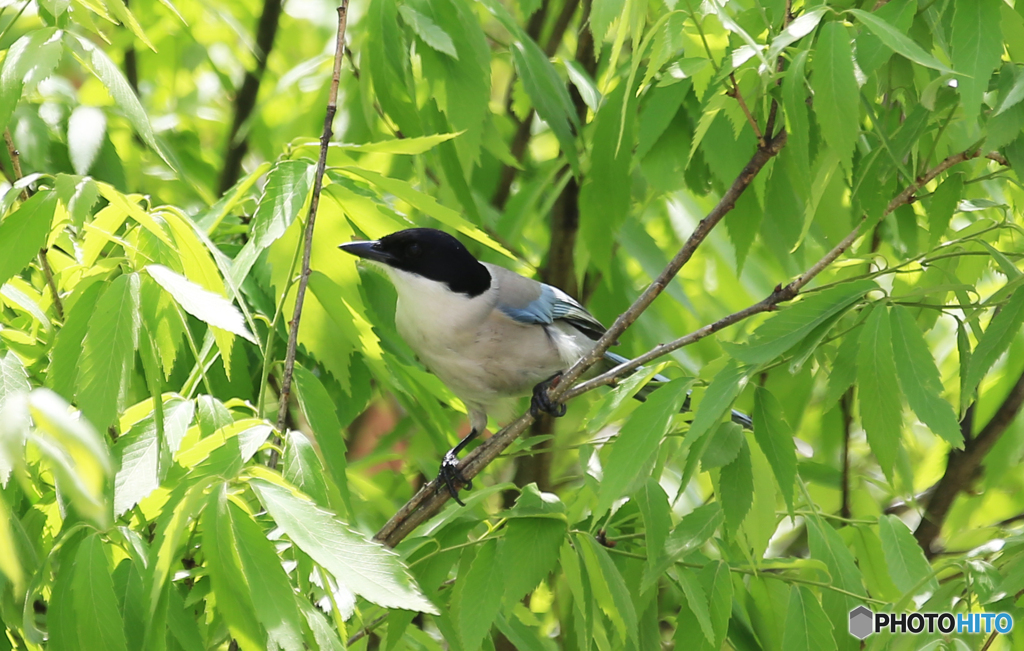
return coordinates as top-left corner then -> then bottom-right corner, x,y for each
373,128 -> 788,547
840,388 -> 853,519
218,0 -> 285,194
272,3 -> 348,456
728,72 -> 763,145
4,128 -> 63,320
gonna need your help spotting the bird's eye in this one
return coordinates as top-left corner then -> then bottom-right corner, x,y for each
407,243 -> 421,257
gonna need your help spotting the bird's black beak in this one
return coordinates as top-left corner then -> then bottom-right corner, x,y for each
338,240 -> 395,265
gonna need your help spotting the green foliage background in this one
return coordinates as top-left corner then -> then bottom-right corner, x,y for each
1,0 -> 1024,648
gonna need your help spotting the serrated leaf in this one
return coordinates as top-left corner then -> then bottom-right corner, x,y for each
0,350 -> 29,406
683,361 -> 750,449
499,516 -> 565,604
251,160 -> 313,251
65,33 -> 170,168
753,387 -> 797,511
811,22 -> 860,172
781,586 -> 836,651
595,377 -> 689,518
878,515 -> 938,595
636,479 -> 671,577
145,265 -> 255,343
951,0 -> 1002,121
927,173 -> 963,246
642,503 -> 723,591
76,273 -> 142,431
0,28 -> 64,134
113,411 -> 160,516
203,486 -> 265,649
848,9 -> 953,73
578,534 -> 638,645
719,437 -> 753,536
964,285 -> 1024,401
250,478 -> 437,613
723,281 -> 876,365
283,430 -> 330,507
995,70 -> 1024,116
329,132 -> 461,155
456,539 -> 502,650
398,5 -> 458,58
702,560 -> 733,648
676,568 -> 715,646
73,534 -> 128,651
767,7 -> 827,61
590,0 -> 626,41
784,50 -> 811,181
101,0 -> 156,51
890,306 -> 963,447
291,363 -> 349,508
0,191 -> 57,290
856,304 -> 902,480
68,106 -> 107,175
228,498 -> 305,651
510,39 -> 580,172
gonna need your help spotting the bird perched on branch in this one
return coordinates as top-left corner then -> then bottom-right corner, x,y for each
340,228 -> 750,505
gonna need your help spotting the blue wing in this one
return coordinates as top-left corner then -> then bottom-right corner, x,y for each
498,284 -> 607,341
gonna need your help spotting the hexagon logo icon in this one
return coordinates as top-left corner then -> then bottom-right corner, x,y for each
849,605 -> 874,640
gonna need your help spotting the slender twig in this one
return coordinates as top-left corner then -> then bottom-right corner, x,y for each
980,630 -> 999,651
728,72 -> 763,145
271,3 -> 348,462
4,129 -> 64,321
840,388 -> 853,519
0,0 -> 30,45
346,614 -> 388,646
372,129 -> 788,547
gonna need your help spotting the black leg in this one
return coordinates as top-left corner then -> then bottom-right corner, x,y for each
531,373 -> 567,418
435,427 -> 480,506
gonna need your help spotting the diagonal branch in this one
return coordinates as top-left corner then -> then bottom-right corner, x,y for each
272,3 -> 349,449
373,127 -> 788,547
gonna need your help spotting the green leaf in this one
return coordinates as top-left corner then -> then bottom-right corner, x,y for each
73,534 -> 128,651
951,0 -> 1003,121
995,70 -> 1024,116
752,387 -> 797,511
250,478 -> 437,613
636,478 -> 672,578
848,8 -> 953,73
0,350 -> 30,406
723,280 -> 876,365
0,28 -> 64,134
590,0 -> 625,41
251,159 -> 314,251
75,273 -> 142,431
291,363 -> 350,509
113,410 -> 161,516
806,518 -> 866,643
890,306 -> 963,447
595,377 -> 690,518
145,265 -> 256,343
964,286 -> 1024,401
228,499 -> 305,651
283,430 -> 330,507
856,304 -> 903,480
878,514 -> 938,595
0,191 -> 57,290
767,6 -> 827,61
203,486 -> 266,650
578,534 -> 638,645
719,438 -> 753,537
675,568 -> 715,646
455,539 -> 502,650
329,132 -> 461,155
65,33 -> 169,168
683,361 -> 751,449
811,22 -> 860,172
781,586 -> 837,651
399,5 -> 458,58
510,39 -> 580,172
642,503 -> 723,592
499,516 -> 566,604
579,81 -> 635,268
67,106 -> 107,175
783,50 -> 811,181
702,560 -> 733,648
926,173 -> 963,246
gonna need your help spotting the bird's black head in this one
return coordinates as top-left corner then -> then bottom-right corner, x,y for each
339,228 -> 491,297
